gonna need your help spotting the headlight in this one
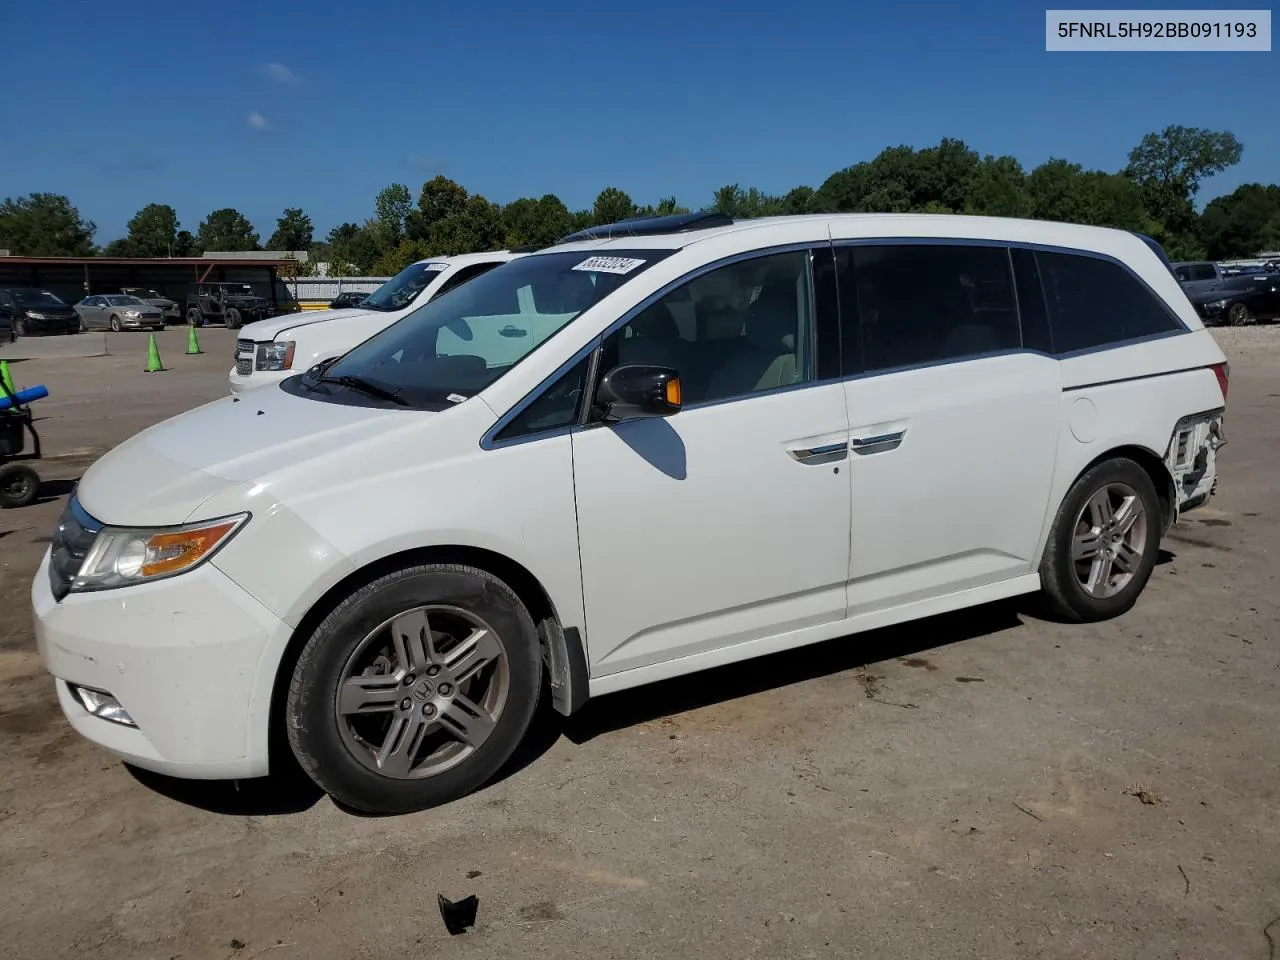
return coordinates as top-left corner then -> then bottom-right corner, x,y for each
1203,299 -> 1229,311
70,514 -> 249,592
124,309 -> 140,317
256,340 -> 296,371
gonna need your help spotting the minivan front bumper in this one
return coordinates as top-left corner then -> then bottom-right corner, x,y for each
32,550 -> 290,779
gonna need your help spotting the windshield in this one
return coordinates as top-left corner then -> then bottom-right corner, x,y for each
11,289 -> 65,307
125,288 -> 163,298
105,295 -> 145,307
361,262 -> 447,312
302,250 -> 674,409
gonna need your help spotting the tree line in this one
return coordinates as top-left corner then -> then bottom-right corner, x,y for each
2,126 -> 1277,273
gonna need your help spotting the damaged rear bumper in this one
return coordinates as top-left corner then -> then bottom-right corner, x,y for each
1164,408 -> 1226,518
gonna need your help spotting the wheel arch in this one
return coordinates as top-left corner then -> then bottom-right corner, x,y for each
267,544 -> 587,772
1074,443 -> 1176,533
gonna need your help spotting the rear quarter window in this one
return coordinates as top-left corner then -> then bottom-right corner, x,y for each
1034,250 -> 1183,355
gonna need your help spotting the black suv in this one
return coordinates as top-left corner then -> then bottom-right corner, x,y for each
0,287 -> 81,340
186,283 -> 272,329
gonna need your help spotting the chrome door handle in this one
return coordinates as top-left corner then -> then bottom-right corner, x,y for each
850,430 -> 905,454
788,441 -> 848,465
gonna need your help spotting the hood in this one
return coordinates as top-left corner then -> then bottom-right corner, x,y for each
238,307 -> 378,342
77,384 -> 414,526
144,297 -> 177,308
24,303 -> 76,316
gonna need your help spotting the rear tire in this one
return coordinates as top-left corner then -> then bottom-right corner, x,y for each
186,307 -> 204,328
0,464 -> 40,508
286,563 -> 542,814
1039,457 -> 1162,623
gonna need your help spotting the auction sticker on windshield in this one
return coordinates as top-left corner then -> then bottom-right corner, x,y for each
423,263 -> 449,272
572,256 -> 646,275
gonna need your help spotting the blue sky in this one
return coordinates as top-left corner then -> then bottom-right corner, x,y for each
4,0 -> 1276,244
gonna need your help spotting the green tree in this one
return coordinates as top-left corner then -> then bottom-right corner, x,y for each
371,239 -> 431,275
325,222 -> 381,273
108,202 -> 181,257
1199,184 -> 1280,260
964,156 -> 1031,218
407,176 -> 470,241
503,193 -> 573,248
372,183 -> 413,252
428,195 -> 506,255
0,193 -> 96,256
782,186 -> 815,215
1029,159 -> 1147,232
593,187 -> 636,225
174,230 -> 197,257
196,208 -> 259,251
1125,125 -> 1243,254
266,207 -> 313,250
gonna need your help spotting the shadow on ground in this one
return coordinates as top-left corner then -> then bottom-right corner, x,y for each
127,599 -> 1025,817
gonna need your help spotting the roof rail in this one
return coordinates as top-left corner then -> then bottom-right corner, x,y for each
559,211 -> 734,245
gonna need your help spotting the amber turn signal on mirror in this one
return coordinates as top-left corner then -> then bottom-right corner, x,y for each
596,363 -> 683,420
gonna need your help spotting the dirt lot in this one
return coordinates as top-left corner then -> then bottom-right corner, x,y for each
1,327 -> 1277,960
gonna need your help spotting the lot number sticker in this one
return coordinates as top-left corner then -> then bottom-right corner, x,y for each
423,263 -> 449,272
572,256 -> 646,275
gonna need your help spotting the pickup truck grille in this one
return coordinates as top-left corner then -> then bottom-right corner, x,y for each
235,339 -> 254,377
48,495 -> 102,601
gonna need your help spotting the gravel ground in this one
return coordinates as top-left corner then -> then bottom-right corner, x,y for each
0,327 -> 1277,960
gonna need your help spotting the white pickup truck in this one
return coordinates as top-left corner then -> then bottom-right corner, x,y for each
228,250 -> 522,394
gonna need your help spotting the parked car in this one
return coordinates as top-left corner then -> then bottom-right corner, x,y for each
120,287 -> 182,324
328,291 -> 369,310
1171,260 -> 1230,298
186,282 -> 273,329
229,251 -> 519,394
75,294 -> 165,332
34,212 -> 1229,815
0,287 -> 80,338
1188,272 -> 1280,325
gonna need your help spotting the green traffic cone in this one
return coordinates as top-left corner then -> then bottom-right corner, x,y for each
0,360 -> 15,395
144,334 -> 165,373
186,324 -> 203,355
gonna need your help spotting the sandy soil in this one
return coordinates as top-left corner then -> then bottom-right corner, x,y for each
1,327 -> 1277,960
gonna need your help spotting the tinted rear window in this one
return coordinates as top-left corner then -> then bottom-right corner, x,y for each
1034,251 -> 1182,355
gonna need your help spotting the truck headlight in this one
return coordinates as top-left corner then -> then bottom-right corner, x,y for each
71,514 -> 249,592
256,340 -> 296,371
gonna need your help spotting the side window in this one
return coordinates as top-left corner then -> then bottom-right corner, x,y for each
1190,264 -> 1217,282
836,244 -> 1020,374
598,249 -> 815,406
1174,266 -> 1192,282
494,355 -> 590,442
434,262 -> 502,300
1035,250 -> 1182,355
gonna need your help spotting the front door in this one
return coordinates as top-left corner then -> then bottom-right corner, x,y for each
571,248 -> 852,679
831,238 -> 1061,614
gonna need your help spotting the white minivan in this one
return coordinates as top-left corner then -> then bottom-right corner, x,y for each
228,250 -> 521,394
34,212 -> 1228,814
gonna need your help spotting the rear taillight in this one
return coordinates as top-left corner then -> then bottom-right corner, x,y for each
1210,361 -> 1229,402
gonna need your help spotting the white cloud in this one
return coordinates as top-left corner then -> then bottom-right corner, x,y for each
261,62 -> 300,86
247,111 -> 271,131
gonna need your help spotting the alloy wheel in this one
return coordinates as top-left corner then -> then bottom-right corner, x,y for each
1071,481 -> 1148,599
335,605 -> 509,779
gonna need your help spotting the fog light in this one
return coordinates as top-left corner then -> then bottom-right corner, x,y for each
69,684 -> 136,727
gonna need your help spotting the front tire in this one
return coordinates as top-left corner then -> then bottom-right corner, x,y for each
1227,302 -> 1251,326
1039,457 -> 1162,623
225,307 -> 242,329
109,315 -> 121,333
286,563 -> 542,814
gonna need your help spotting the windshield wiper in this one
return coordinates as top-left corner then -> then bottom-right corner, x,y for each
317,374 -> 408,406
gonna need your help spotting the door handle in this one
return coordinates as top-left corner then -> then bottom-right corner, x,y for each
850,430 -> 905,454
788,441 -> 848,465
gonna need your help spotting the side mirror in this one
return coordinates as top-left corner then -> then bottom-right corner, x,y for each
596,364 -> 683,421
